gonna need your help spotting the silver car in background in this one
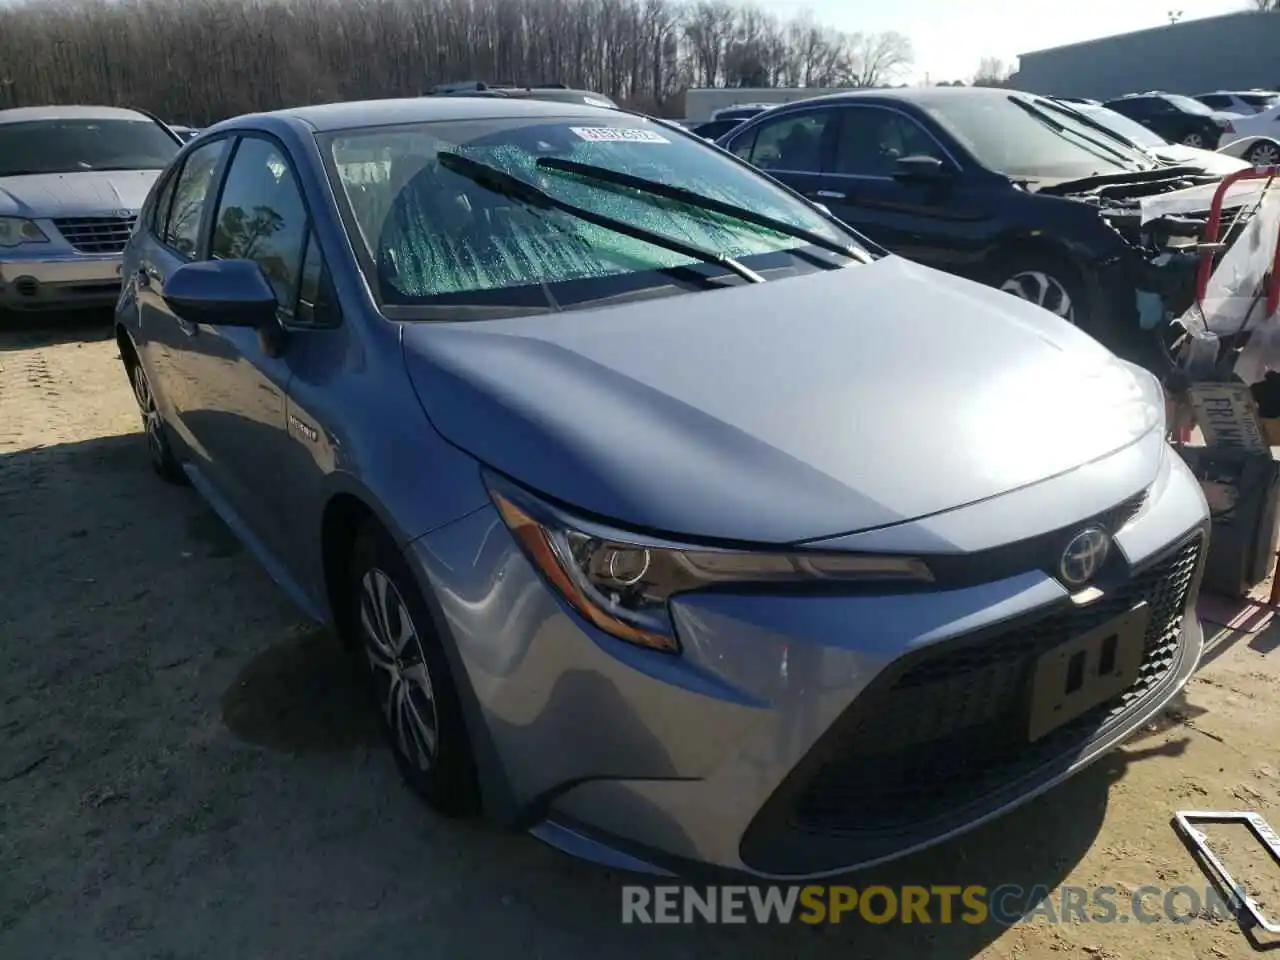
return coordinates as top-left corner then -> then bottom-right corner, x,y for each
0,105 -> 182,315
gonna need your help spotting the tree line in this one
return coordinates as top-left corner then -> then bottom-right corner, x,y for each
0,0 -> 914,123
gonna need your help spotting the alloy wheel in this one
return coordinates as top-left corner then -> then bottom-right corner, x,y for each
130,364 -> 167,469
999,270 -> 1075,323
1182,132 -> 1205,148
359,568 -> 439,772
1248,141 -> 1280,167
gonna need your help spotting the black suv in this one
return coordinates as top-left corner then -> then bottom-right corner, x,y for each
427,81 -> 617,109
1102,93 -> 1236,148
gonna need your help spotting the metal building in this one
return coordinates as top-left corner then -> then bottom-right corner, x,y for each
1013,12 -> 1280,101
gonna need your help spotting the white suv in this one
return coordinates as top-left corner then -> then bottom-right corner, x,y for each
1194,91 -> 1280,115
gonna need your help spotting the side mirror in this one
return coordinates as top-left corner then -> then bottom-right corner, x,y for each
163,259 -> 279,329
892,154 -> 953,183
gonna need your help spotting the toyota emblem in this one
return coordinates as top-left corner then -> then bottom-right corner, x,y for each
1059,527 -> 1110,587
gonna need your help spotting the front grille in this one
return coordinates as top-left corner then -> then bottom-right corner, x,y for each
53,216 -> 136,254
789,534 -> 1202,836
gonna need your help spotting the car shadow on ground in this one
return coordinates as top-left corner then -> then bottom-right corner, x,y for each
0,428 -> 1195,959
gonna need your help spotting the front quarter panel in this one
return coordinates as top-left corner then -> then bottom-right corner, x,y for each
258,118 -> 493,607
992,188 -> 1131,268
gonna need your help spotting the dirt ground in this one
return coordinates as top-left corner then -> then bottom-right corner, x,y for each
3,319 -> 1280,960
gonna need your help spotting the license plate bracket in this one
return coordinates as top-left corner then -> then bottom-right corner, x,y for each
1028,601 -> 1151,742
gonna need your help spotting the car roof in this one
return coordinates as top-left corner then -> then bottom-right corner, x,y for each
249,96 -> 622,133
764,85 -> 1028,111
0,105 -> 154,125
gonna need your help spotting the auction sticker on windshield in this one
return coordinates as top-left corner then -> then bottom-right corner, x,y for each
570,127 -> 670,144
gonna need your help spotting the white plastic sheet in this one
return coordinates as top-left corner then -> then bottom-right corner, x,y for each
1174,187 -> 1280,383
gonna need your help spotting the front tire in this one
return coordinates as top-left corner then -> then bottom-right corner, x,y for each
991,250 -> 1090,329
1182,131 -> 1206,148
348,521 -> 481,817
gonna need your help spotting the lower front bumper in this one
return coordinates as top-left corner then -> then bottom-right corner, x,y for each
0,254 -> 123,311
738,534 -> 1204,876
538,534 -> 1205,879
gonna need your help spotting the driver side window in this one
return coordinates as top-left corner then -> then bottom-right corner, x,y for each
211,137 -> 310,316
832,108 -> 947,178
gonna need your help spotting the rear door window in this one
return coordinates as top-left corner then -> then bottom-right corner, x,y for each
147,169 -> 179,236
163,140 -> 227,258
1108,98 -> 1154,119
740,110 -> 835,173
1242,93 -> 1279,109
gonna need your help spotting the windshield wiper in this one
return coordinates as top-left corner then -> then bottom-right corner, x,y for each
1006,96 -> 1149,171
1037,99 -> 1147,153
535,156 -> 869,266
436,152 -> 766,284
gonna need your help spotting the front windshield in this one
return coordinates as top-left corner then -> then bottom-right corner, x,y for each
1070,104 -> 1168,149
325,116 -> 858,313
925,95 -> 1146,178
1164,94 -> 1215,115
0,119 -> 180,176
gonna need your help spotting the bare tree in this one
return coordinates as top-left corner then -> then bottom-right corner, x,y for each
847,30 -> 913,88
683,0 -> 736,87
0,0 -> 914,119
1251,0 -> 1280,10
971,56 -> 1012,88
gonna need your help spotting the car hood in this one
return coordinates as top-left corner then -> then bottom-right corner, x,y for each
0,169 -> 161,218
402,257 -> 1164,544
1152,143 -> 1250,175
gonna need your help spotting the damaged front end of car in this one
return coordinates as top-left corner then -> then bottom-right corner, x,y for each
1037,166 -> 1261,372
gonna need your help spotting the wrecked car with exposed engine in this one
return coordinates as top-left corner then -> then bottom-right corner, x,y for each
717,86 -> 1253,373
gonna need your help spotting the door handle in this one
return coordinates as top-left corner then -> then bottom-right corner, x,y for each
813,189 -> 847,200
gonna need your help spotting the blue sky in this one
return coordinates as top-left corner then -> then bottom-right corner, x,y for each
759,0 -> 1244,83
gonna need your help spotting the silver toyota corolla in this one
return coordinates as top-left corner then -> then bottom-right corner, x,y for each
0,105 -> 182,315
114,98 -> 1209,880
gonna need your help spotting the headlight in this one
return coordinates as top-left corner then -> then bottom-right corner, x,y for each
0,217 -> 48,248
490,486 -> 934,654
